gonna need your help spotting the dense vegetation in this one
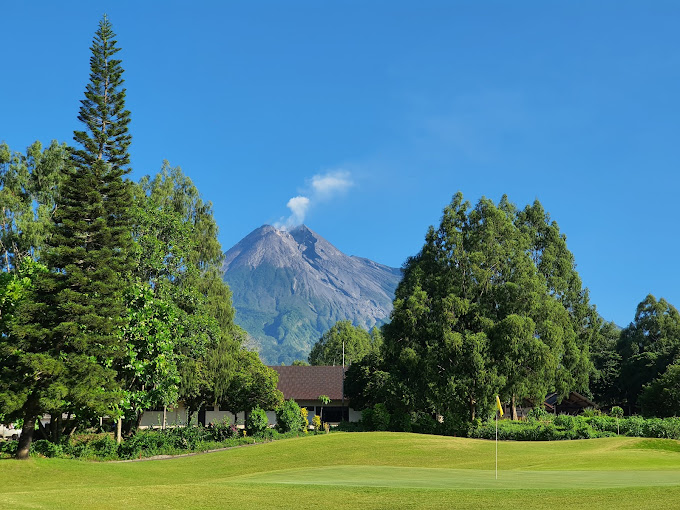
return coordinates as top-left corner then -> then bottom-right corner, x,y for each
343,194 -> 680,424
0,16 -> 281,459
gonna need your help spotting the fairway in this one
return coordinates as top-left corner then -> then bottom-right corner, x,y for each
2,433 -> 680,509
235,465 -> 680,489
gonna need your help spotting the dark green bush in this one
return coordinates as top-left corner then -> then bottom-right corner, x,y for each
276,399 -> 305,433
412,413 -> 437,435
526,407 -> 552,422
0,440 -> 18,457
32,439 -> 64,458
335,420 -> 365,432
362,403 -> 390,431
89,435 -> 119,458
208,418 -> 233,442
388,411 -> 412,432
246,407 -> 269,437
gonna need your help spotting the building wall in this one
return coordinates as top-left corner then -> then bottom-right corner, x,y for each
139,406 -> 197,428
140,400 -> 360,428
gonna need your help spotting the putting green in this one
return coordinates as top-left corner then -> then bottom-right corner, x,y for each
234,465 -> 680,489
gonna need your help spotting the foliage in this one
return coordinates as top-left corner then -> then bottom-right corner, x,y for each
246,407 -> 270,437
0,140 -> 67,271
590,321 -> 623,406
276,399 -> 305,433
131,163 -> 243,417
639,362 -> 680,418
380,193 -> 597,424
618,295 -> 680,412
308,320 -> 378,366
217,350 -> 283,419
118,283 -> 182,427
362,403 -> 391,431
610,406 -> 624,419
300,407 -> 309,433
312,415 -> 322,430
344,352 -> 402,412
5,16 -> 135,459
527,407 -> 552,422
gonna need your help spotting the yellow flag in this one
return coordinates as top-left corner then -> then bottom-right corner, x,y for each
496,395 -> 504,417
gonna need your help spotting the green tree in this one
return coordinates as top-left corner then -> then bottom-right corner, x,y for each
117,283 -> 182,432
381,193 -> 595,424
639,362 -> 680,417
217,350 -> 283,422
618,295 -> 680,413
8,15 -> 133,459
130,163 -> 243,417
308,320 -> 376,366
590,321 -> 622,406
0,141 -> 67,271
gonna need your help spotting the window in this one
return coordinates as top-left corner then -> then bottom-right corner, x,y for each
319,406 -> 349,422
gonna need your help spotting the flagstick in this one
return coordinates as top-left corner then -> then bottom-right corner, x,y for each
495,410 -> 498,480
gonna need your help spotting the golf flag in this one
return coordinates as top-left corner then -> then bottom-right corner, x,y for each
495,395 -> 504,417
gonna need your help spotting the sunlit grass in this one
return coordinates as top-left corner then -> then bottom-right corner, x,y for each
1,432 -> 679,509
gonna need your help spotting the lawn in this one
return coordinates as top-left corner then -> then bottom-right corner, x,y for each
2,432 -> 680,509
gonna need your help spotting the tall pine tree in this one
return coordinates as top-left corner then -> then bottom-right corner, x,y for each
8,15 -> 133,459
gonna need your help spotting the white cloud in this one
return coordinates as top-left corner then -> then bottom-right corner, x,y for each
275,170 -> 354,229
311,170 -> 353,197
286,196 -> 310,225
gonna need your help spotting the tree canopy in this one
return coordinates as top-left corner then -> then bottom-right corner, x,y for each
349,193 -> 601,422
308,320 -> 381,366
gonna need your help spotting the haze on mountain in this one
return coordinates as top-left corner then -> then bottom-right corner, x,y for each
223,225 -> 402,365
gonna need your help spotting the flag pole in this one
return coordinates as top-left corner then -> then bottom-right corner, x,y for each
495,395 -> 503,480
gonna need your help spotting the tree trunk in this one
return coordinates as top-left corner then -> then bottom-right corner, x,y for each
55,413 -> 62,443
16,414 -> 36,460
163,406 -> 167,430
511,395 -> 518,421
36,416 -> 49,440
469,396 -> 475,421
116,417 -> 122,444
135,412 -> 143,432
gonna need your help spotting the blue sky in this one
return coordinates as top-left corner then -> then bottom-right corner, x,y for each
2,1 -> 679,327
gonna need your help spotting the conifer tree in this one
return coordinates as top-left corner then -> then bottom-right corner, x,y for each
8,15 -> 133,459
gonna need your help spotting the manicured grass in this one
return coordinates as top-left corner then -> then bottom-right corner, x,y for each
1,432 -> 680,509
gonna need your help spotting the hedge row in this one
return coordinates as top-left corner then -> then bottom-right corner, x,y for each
352,404 -> 680,441
0,424 -> 306,461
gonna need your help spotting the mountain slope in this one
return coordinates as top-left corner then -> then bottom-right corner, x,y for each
223,225 -> 401,364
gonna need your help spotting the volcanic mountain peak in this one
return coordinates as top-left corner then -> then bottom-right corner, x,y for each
223,224 -> 402,365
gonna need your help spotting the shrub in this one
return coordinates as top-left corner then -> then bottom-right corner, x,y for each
554,414 -> 576,429
526,407 -> 552,422
312,415 -> 322,431
31,439 -> 64,458
300,407 -> 309,433
246,407 -> 269,437
362,403 -> 390,431
335,420 -> 364,432
412,413 -> 437,435
276,399 -> 305,433
89,435 -> 119,459
389,411 -> 412,432
0,440 -> 18,457
581,408 -> 602,417
210,418 -> 233,441
610,406 -> 624,419
439,412 -> 471,437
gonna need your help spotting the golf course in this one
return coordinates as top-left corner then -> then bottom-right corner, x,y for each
2,432 -> 680,509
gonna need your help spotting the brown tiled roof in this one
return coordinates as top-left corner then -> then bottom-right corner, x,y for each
268,366 -> 346,400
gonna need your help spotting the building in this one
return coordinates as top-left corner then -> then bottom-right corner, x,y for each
139,365 -> 360,429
